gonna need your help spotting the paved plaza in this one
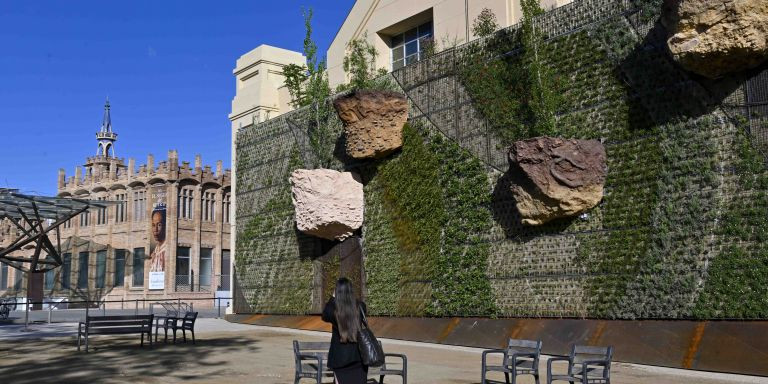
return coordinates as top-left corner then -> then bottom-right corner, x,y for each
0,318 -> 766,384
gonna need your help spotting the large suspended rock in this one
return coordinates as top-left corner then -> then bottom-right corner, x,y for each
662,0 -> 768,79
290,169 -> 364,241
333,90 -> 408,159
508,137 -> 607,226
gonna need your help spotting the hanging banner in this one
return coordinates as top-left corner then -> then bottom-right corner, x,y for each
149,184 -> 167,290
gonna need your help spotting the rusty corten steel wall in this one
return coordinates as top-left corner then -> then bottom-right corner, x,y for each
226,315 -> 768,376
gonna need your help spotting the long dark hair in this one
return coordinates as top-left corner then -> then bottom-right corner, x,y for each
334,277 -> 361,343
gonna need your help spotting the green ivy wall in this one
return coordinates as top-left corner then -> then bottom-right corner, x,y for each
234,0 -> 768,319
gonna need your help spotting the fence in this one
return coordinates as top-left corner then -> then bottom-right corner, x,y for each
1,296 -> 232,330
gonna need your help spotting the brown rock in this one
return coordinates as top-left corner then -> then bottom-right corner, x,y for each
662,0 -> 768,79
333,90 -> 408,159
508,137 -> 607,225
290,169 -> 364,241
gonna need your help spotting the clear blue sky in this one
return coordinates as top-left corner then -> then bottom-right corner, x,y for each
0,0 -> 354,196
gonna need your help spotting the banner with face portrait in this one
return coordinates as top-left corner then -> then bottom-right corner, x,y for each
149,184 -> 167,290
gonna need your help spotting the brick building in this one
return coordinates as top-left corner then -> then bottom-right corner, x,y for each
0,100 -> 231,305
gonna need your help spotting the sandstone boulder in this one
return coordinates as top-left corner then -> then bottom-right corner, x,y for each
333,90 -> 408,159
662,0 -> 768,79
508,137 -> 607,225
290,169 -> 364,241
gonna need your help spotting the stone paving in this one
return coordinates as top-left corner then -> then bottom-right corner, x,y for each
0,319 -> 766,384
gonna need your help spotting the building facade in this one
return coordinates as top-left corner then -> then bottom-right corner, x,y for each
0,100 -> 232,305
326,0 -> 572,88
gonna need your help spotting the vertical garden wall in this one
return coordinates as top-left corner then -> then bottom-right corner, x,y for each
235,0 -> 768,319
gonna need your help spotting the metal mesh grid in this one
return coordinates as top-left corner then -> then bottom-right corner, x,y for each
233,0 -> 768,318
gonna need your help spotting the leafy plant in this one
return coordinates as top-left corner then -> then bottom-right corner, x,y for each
472,7 -> 500,38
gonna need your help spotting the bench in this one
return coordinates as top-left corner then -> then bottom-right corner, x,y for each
77,315 -> 154,352
293,340 -> 407,384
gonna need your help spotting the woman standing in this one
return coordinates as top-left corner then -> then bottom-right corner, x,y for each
321,277 -> 368,383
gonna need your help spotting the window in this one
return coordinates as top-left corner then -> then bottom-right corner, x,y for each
178,188 -> 194,220
223,193 -> 231,224
96,250 -> 107,288
115,193 -> 127,223
132,248 -> 145,287
133,190 -> 147,221
62,253 -> 71,289
45,269 -> 55,290
96,196 -> 107,225
63,218 -> 72,229
220,249 -> 230,291
114,249 -> 126,287
200,248 -> 213,290
202,191 -> 216,222
13,269 -> 22,290
78,251 -> 89,289
0,263 -> 7,290
176,246 -> 191,290
390,21 -> 433,70
79,210 -> 90,227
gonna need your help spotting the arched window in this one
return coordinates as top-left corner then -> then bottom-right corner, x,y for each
178,187 -> 194,220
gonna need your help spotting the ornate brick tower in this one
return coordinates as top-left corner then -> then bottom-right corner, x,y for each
85,98 -> 125,181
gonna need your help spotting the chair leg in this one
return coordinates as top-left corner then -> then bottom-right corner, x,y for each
141,331 -> 144,347
380,374 -> 384,383
183,329 -> 187,343
173,328 -> 177,343
505,372 -> 510,384
534,374 -> 540,384
191,330 -> 195,345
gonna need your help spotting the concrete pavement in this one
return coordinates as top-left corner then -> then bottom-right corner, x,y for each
0,319 -> 766,383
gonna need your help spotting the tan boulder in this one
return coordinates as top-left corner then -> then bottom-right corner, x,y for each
333,90 -> 408,159
662,0 -> 768,79
290,169 -> 364,241
508,137 -> 607,225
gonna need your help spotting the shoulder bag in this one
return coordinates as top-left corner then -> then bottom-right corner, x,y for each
357,305 -> 385,367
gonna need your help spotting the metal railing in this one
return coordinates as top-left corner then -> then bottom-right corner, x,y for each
2,296 -> 232,330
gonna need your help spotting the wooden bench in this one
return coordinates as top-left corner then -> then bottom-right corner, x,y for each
77,315 -> 154,352
293,340 -> 407,384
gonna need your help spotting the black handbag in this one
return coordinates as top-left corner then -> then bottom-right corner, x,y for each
357,305 -> 385,367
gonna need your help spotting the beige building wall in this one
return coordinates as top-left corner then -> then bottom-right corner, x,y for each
327,0 -> 571,88
228,44 -> 305,303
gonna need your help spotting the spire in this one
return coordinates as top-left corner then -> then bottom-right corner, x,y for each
101,97 -> 112,133
95,97 -> 117,158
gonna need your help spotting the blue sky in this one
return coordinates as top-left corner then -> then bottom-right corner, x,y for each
0,1 -> 354,196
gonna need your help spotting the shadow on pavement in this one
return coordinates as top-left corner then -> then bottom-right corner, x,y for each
0,334 -> 260,384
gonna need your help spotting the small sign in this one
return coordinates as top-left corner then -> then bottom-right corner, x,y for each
149,271 -> 165,290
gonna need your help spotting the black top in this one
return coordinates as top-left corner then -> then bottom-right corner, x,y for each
321,297 -> 367,369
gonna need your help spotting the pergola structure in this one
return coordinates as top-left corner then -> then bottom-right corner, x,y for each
0,188 -> 115,273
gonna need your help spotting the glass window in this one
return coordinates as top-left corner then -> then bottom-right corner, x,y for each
404,27 -> 417,42
114,249 -> 126,287
221,250 -> 231,291
45,269 -> 55,290
392,46 -> 404,61
13,269 -> 22,290
178,188 -> 194,220
390,20 -> 434,71
405,40 -> 418,56
223,193 -> 231,224
133,190 -> 146,221
419,21 -> 433,37
176,246 -> 191,290
115,193 -> 127,223
62,253 -> 71,289
200,248 -> 212,289
1,263 -> 7,290
78,252 -> 89,289
132,248 -> 145,287
96,250 -> 107,288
